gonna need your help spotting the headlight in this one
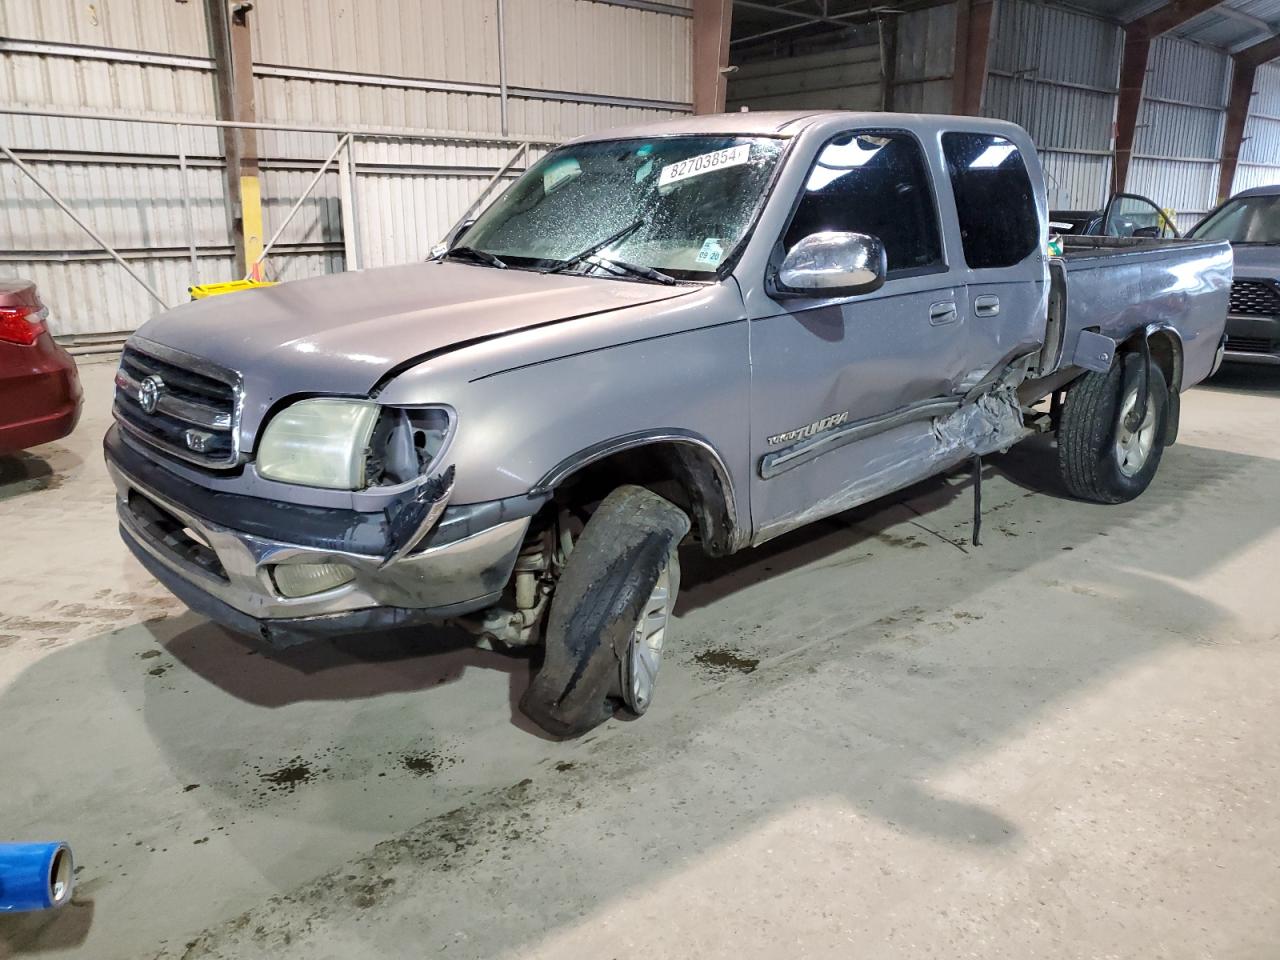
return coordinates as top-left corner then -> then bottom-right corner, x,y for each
257,398 -> 380,489
257,399 -> 454,490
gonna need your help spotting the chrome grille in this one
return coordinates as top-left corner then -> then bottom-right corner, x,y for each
113,344 -> 240,468
1228,280 -> 1280,317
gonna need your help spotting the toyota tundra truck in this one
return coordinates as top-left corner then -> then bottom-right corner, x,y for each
105,112 -> 1231,737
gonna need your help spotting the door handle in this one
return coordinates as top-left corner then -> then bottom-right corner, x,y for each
929,300 -> 958,325
973,295 -> 1001,318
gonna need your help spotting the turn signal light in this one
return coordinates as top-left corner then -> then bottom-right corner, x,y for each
0,305 -> 48,346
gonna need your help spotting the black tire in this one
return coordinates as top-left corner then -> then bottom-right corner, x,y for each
519,485 -> 690,738
1057,352 -> 1169,503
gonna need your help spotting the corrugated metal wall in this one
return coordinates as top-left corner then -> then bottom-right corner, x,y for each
726,45 -> 882,112
0,0 -> 692,337
1130,35 -> 1231,232
983,0 -> 1120,212
892,3 -> 956,113
1233,61 -> 1280,194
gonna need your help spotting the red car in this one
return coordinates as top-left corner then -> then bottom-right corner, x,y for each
0,279 -> 82,455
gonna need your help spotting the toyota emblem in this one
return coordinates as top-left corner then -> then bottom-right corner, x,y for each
138,375 -> 165,415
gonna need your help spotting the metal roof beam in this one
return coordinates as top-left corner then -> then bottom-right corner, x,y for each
1213,33 -> 1280,201
1127,0 -> 1225,38
1113,0 -> 1225,193
1214,5 -> 1272,33
1235,31 -> 1280,66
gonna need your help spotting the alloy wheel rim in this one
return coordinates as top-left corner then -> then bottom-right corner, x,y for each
626,564 -> 671,713
1115,386 -> 1157,478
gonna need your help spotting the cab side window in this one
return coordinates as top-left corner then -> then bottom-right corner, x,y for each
941,132 -> 1039,269
783,132 -> 943,275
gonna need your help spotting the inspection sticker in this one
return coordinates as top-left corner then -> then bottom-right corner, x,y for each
659,144 -> 751,187
696,238 -> 725,266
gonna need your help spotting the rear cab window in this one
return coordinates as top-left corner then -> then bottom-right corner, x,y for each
783,131 -> 945,278
941,133 -> 1039,269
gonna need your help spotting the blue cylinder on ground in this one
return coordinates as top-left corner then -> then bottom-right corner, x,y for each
0,842 -> 75,912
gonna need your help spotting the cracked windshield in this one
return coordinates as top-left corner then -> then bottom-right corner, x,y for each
455,135 -> 786,280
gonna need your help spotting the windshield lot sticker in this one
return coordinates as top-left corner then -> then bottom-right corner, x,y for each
659,144 -> 751,187
696,238 -> 725,266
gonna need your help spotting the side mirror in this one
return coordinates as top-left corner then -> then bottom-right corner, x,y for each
1131,226 -> 1160,239
775,231 -> 887,298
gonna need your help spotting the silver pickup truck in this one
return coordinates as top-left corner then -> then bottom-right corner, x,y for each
105,111 -> 1230,737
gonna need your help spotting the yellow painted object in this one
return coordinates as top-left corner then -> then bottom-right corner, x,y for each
189,279 -> 276,300
240,174 -> 265,269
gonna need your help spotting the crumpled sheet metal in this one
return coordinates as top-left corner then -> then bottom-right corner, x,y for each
752,386 -> 1027,546
933,386 -> 1026,458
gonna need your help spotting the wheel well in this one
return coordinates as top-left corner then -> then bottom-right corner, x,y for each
1122,327 -> 1183,444
1144,328 -> 1183,392
546,441 -> 739,556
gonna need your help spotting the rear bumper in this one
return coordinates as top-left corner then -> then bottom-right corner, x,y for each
0,336 -> 82,454
0,399 -> 82,454
105,428 -> 533,647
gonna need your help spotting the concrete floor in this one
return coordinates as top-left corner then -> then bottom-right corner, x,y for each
1,359 -> 1278,960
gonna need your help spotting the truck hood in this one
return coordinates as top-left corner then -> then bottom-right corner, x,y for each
1226,244 -> 1280,279
134,260 -> 696,399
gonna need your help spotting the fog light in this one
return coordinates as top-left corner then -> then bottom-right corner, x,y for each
271,562 -> 356,598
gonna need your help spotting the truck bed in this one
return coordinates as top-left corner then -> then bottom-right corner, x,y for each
1046,236 -> 1232,391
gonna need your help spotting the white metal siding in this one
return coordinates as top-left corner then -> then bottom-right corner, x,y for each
505,0 -> 691,104
892,3 -> 956,114
1233,61 -> 1280,194
1132,36 -> 1230,231
0,0 -> 211,56
726,45 -> 882,112
983,0 -> 1120,211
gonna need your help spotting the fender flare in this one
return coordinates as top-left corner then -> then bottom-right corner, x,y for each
532,428 -> 745,554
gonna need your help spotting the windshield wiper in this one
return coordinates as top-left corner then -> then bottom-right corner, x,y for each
443,245 -> 507,269
546,218 -> 646,275
584,255 -> 676,285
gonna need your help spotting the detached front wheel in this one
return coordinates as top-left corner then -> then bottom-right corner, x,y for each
1057,351 -> 1169,503
519,485 -> 689,738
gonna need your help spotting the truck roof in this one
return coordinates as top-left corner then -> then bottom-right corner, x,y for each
1231,184 -> 1280,199
567,110 -> 1030,145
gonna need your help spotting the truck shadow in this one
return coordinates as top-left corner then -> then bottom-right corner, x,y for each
1204,363 -> 1280,394
0,447 -> 81,501
678,433 -> 1066,612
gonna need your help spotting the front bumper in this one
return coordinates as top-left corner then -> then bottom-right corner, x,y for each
105,428 -> 534,646
1224,313 -> 1280,365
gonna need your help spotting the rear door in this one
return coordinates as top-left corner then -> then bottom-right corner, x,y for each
940,131 -> 1047,386
747,129 -> 971,541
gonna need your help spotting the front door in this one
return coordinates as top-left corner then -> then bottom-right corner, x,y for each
747,130 -> 971,543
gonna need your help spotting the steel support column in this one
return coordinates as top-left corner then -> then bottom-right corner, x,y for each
1218,35 -> 1280,201
952,0 -> 994,116
206,0 -> 261,277
1113,0 -> 1225,194
692,0 -> 733,114
879,13 -> 898,112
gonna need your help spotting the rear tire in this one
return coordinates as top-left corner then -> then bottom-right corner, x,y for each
519,485 -> 690,738
1057,352 -> 1169,503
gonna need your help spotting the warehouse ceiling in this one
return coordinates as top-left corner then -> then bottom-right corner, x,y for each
730,0 -> 904,52
731,0 -> 1280,55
